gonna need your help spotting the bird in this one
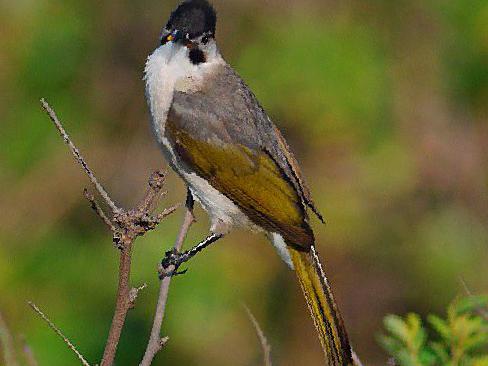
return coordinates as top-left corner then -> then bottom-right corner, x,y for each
144,0 -> 353,364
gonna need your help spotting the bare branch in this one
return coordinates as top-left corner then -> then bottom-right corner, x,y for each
83,189 -> 116,231
100,243 -> 133,366
0,310 -> 19,366
244,306 -> 272,366
139,172 -> 167,213
129,284 -> 148,309
42,100 -> 177,366
101,171 -> 174,366
140,208 -> 195,366
155,204 -> 180,223
28,302 -> 90,366
40,99 -> 120,213
460,277 -> 488,321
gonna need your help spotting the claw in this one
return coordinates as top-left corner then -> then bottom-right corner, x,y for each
159,248 -> 188,278
158,267 -> 188,279
161,248 -> 179,268
157,233 -> 222,279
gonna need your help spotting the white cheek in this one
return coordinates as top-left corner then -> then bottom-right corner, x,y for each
144,46 -> 174,120
144,43 -> 223,127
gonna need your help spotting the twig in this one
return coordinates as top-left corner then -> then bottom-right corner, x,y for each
155,205 -> 180,224
129,284 -> 148,309
100,173 -> 171,366
244,306 -> 272,366
460,277 -> 472,296
100,241 -> 133,366
0,310 -> 19,366
84,189 -> 116,231
41,98 -> 120,213
28,302 -> 90,366
460,278 -> 488,321
140,208 -> 195,366
41,100 -> 177,366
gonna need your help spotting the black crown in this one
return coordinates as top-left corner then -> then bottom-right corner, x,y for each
166,0 -> 217,39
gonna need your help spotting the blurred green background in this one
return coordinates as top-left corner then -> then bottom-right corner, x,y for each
1,0 -> 487,364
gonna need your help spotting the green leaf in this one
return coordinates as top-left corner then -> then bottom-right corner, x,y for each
464,331 -> 488,353
384,314 -> 411,341
379,334 -> 402,355
428,314 -> 451,341
381,313 -> 428,366
381,295 -> 488,365
455,296 -> 488,316
430,341 -> 450,364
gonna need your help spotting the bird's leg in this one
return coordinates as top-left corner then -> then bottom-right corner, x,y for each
185,187 -> 195,212
159,233 -> 224,278
159,187 -> 229,277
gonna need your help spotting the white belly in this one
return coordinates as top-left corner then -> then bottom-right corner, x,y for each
183,171 -> 256,233
185,169 -> 292,267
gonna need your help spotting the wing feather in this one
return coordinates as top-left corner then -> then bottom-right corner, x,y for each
165,64 -> 319,249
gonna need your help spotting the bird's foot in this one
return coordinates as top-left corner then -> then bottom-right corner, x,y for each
158,248 -> 189,278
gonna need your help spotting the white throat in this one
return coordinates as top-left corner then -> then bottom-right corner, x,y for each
144,42 -> 223,144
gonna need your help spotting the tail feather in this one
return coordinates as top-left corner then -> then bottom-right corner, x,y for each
289,245 -> 353,365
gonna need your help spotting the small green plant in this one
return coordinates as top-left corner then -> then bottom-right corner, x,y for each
380,295 -> 488,366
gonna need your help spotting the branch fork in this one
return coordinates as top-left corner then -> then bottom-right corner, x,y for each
38,99 -> 179,366
83,172 -> 178,251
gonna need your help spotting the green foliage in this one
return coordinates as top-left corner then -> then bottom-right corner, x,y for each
380,296 -> 488,366
2,0 -> 488,364
236,16 -> 391,149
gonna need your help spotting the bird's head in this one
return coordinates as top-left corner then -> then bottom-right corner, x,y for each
160,0 -> 217,65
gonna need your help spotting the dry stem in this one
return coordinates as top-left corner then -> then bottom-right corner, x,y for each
100,243 -> 133,366
140,208 -> 195,365
244,306 -> 272,366
28,302 -> 90,366
98,173 -> 177,366
41,99 -> 119,213
460,278 -> 488,321
41,99 -> 177,366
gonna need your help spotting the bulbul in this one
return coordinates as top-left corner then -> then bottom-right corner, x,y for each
145,0 -> 353,364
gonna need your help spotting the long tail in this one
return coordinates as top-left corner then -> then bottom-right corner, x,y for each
288,245 -> 353,365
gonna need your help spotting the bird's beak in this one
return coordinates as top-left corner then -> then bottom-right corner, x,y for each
168,30 -> 182,43
161,30 -> 182,46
